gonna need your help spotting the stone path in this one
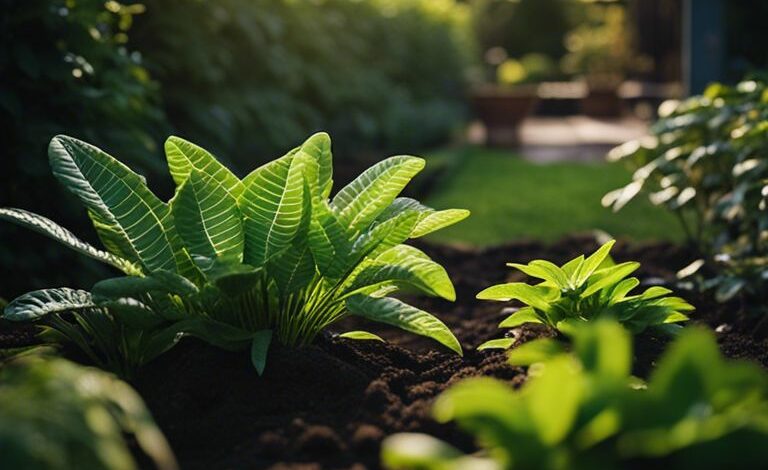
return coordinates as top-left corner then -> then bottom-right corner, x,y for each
468,116 -> 650,163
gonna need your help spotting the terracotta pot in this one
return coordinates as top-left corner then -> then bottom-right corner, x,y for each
581,85 -> 623,117
470,85 -> 538,146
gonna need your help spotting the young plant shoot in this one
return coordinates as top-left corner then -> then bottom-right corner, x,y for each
476,240 -> 693,350
0,133 -> 468,375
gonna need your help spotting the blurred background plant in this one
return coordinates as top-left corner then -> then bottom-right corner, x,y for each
130,0 -> 474,170
604,77 -> 768,305
382,321 -> 768,470
496,54 -> 560,87
560,4 -> 648,88
0,354 -> 177,470
0,0 -> 169,299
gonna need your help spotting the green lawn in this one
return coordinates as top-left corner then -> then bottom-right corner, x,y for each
420,147 -> 681,247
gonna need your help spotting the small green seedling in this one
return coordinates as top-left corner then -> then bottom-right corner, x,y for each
476,240 -> 693,350
1,133 -> 468,375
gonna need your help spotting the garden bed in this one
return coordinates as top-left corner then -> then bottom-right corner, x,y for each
2,235 -> 766,469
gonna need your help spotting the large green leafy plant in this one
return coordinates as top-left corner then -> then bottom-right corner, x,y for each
603,78 -> 768,303
1,133 -> 467,375
0,354 -> 176,470
382,321 -> 768,470
476,240 -> 693,350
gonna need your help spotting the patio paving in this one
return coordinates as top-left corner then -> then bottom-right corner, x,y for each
468,115 -> 650,163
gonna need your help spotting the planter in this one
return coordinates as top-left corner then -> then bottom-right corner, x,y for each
581,84 -> 624,117
470,85 -> 539,146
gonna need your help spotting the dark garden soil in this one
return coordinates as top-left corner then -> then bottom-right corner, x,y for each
2,235 -> 767,469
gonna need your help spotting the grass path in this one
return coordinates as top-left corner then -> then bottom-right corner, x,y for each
421,147 -> 681,246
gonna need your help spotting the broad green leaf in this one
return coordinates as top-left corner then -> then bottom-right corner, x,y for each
171,170 -> 244,262
344,245 -> 455,301
93,271 -> 198,300
269,241 -> 316,295
571,321 -> 631,378
250,330 -> 272,376
332,156 -> 425,233
411,209 -> 470,238
0,208 -> 139,274
239,152 -> 306,266
561,255 -> 584,278
339,331 -> 385,342
574,240 -> 616,285
307,198 -> 352,279
637,285 -> 674,300
433,377 -> 520,427
4,288 -> 95,321
206,262 -> 261,296
174,318 -> 255,350
525,356 -> 584,445
477,338 -> 516,350
507,261 -> 569,288
351,211 -> 419,260
300,148 -> 353,278
583,262 -> 640,297
527,356 -> 583,445
88,210 -> 140,266
48,136 -> 180,274
377,198 -> 469,238
499,306 -> 544,328
529,260 -> 570,288
476,283 -> 556,311
376,197 -> 428,221
164,136 -> 243,197
296,132 -> 333,198
609,277 -> 640,302
508,339 -> 565,366
346,295 -> 462,356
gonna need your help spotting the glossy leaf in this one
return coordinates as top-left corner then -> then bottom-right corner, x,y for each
4,288 -> 95,321
0,208 -> 138,274
239,153 -> 306,267
339,330 -> 385,342
250,330 -> 272,376
346,295 -> 462,356
165,136 -> 243,197
48,136 -> 181,273
332,156 -> 425,233
344,245 -> 455,301
171,170 -> 244,261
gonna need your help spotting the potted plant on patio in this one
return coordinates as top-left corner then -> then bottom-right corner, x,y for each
471,51 -> 556,146
561,4 -> 631,117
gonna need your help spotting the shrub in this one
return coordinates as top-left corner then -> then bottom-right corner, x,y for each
0,354 -> 176,470
1,133 -> 467,375
130,0 -> 474,169
603,78 -> 768,303
476,240 -> 693,349
0,0 -> 169,299
382,321 -> 768,470
471,0 -> 572,61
